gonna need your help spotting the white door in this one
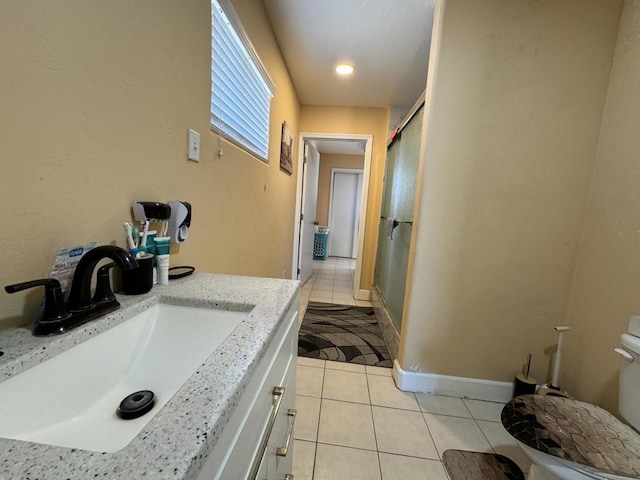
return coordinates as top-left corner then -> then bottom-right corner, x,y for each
329,171 -> 362,258
298,142 -> 320,284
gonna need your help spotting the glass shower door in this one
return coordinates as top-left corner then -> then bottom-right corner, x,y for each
375,106 -> 423,330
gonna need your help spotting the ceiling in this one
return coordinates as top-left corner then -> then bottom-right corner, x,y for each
262,0 -> 435,109
308,138 -> 367,155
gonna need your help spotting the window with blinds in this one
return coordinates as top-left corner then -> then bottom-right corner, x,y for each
211,0 -> 274,162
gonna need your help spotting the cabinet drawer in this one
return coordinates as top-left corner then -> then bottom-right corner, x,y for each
266,362 -> 296,480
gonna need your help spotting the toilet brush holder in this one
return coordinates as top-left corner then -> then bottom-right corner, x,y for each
513,373 -> 537,398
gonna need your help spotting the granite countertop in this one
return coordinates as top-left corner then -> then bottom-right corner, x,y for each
0,273 -> 299,480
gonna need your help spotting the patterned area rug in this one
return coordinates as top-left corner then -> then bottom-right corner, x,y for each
298,302 -> 392,367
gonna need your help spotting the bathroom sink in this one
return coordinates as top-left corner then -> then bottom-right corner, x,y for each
0,303 -> 249,453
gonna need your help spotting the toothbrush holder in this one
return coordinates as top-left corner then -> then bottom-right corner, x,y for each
121,253 -> 154,295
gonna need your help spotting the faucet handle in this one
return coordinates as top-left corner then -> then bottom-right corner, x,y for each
5,278 -> 71,336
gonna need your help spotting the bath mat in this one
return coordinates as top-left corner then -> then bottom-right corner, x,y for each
442,450 -> 524,480
298,302 -> 392,367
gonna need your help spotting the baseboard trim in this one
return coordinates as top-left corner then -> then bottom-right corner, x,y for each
393,360 -> 512,403
354,289 -> 370,301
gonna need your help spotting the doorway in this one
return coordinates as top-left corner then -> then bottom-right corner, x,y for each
328,169 -> 363,258
292,133 -> 373,301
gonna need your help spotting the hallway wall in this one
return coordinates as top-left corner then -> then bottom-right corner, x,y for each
300,106 -> 389,293
315,153 -> 365,227
400,0 -> 622,394
0,0 -> 300,330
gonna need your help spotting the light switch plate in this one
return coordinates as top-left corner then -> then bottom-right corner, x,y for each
188,129 -> 200,162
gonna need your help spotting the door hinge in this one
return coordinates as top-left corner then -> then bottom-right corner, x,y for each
297,268 -> 301,275
300,213 -> 304,221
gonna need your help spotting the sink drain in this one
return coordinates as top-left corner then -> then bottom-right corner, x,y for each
117,390 -> 155,420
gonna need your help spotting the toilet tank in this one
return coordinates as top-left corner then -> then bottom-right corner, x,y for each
619,333 -> 640,430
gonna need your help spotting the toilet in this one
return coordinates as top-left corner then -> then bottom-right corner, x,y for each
501,319 -> 640,480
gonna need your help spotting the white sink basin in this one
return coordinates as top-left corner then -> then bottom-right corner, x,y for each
0,303 -> 249,452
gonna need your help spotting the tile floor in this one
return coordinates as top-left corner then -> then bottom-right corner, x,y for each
293,358 -> 531,480
295,258 -> 529,478
299,258 -> 371,318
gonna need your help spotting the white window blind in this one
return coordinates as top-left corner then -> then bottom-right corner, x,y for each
211,0 -> 274,161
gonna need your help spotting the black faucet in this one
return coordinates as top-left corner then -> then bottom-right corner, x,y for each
5,246 -> 139,336
66,246 -> 138,312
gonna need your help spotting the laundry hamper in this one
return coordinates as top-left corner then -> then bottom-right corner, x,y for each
313,228 -> 330,260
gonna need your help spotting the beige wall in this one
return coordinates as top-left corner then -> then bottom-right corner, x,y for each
299,106 -> 389,291
0,0 -> 300,330
400,0 -> 622,386
315,154 -> 365,227
561,0 -> 640,413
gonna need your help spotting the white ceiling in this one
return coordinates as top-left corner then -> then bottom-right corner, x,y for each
308,138 -> 367,155
262,0 -> 435,109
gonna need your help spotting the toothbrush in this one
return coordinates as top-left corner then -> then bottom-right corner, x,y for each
140,221 -> 150,247
123,222 -> 137,251
161,220 -> 168,237
131,227 -> 139,248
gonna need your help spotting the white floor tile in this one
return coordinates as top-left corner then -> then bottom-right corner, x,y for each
333,285 -> 353,293
415,393 -> 472,418
373,406 -> 439,459
309,293 -> 333,303
312,288 -> 333,295
423,413 -> 493,458
314,443 -> 381,480
295,395 -> 321,441
333,293 -> 355,302
315,275 -> 335,281
322,369 -> 370,404
317,399 -> 377,450
379,452 -> 448,480
366,365 -> 393,377
297,364 -> 325,397
325,360 -> 366,373
477,420 -> 531,473
292,439 -> 316,480
297,357 -> 326,369
463,398 -> 505,422
368,374 -> 419,411
300,293 -> 312,304
336,298 -> 356,306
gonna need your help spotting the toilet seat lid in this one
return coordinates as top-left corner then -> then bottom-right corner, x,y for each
502,395 -> 640,478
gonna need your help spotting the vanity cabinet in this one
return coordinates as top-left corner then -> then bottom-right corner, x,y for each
196,298 -> 298,480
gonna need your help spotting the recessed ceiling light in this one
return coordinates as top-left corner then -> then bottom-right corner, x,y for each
335,63 -> 355,75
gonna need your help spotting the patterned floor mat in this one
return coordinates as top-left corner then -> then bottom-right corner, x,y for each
442,450 -> 524,480
298,302 -> 392,367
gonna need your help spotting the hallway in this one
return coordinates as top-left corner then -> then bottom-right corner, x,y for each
299,257 -> 372,317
